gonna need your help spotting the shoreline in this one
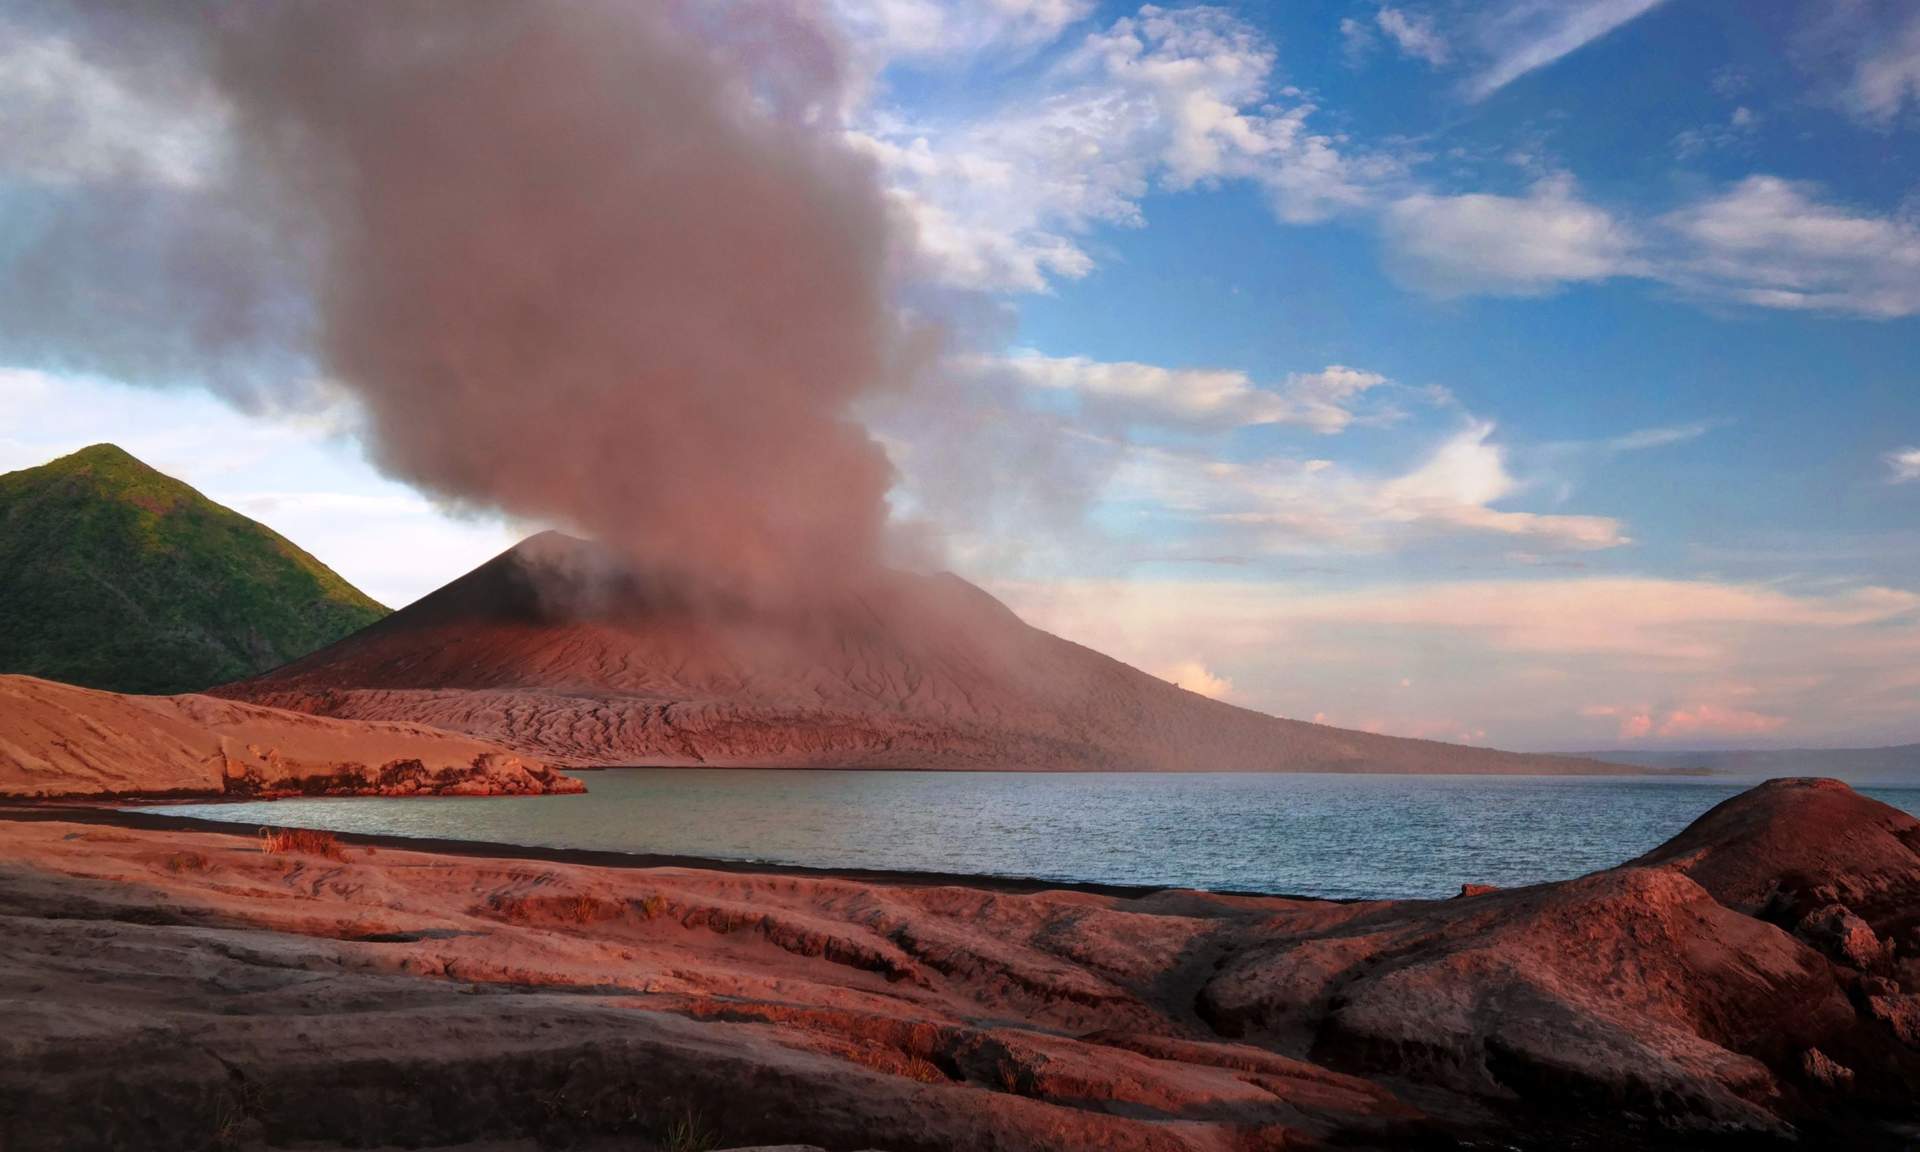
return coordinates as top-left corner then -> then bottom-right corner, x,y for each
0,800 -> 1324,902
554,761 -> 1717,776
3,766 -> 1842,905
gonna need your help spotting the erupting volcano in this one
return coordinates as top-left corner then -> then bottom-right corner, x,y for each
221,532 -> 1612,774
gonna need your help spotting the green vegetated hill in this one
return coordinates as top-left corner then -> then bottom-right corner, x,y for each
0,443 -> 388,695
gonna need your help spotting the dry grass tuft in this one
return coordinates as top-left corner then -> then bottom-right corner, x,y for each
658,1104 -> 717,1152
164,850 -> 211,873
826,1039 -> 950,1084
258,826 -> 345,860
482,892 -> 626,926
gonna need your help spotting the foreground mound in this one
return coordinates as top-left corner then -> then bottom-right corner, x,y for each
223,532 -> 1613,774
0,674 -> 582,798
1635,777 -> 1920,935
1,778 -> 1916,1150
0,444 -> 387,695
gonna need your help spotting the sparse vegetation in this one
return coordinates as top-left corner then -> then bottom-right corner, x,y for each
208,1079 -> 264,1150
258,826 -> 345,860
839,1045 -> 947,1083
658,1104 -> 717,1152
638,893 -> 669,920
566,893 -> 621,922
164,850 -> 211,872
481,891 -> 625,925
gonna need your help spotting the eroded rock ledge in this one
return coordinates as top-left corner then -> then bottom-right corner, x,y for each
0,778 -> 1916,1151
0,674 -> 583,799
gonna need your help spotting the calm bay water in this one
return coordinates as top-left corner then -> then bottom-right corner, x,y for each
145,770 -> 1920,901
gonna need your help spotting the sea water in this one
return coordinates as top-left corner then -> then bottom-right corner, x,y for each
144,769 -> 1920,901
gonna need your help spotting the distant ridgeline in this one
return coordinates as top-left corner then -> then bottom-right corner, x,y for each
0,444 -> 388,695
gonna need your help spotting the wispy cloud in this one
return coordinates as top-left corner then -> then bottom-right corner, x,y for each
1891,447 -> 1920,483
1348,6 -> 1453,67
998,575 -> 1920,749
1381,173 -> 1642,296
1654,703 -> 1789,739
1672,105 -> 1758,159
834,0 -> 1095,63
1660,175 -> 1920,318
994,353 -> 1390,432
1839,4 -> 1920,125
1112,420 -> 1629,554
856,5 -> 1920,327
1377,7 -> 1451,66
1605,421 -> 1717,452
1376,171 -> 1920,319
854,5 -> 1397,292
1581,701 -> 1789,741
1466,0 -> 1668,101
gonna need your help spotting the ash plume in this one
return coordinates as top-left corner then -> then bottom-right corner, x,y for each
1,1 -> 931,596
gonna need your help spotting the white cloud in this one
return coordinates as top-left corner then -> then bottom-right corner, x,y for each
1891,447 -> 1920,483
996,353 -> 1388,432
1382,173 -> 1642,296
1377,172 -> 1920,319
1466,0 -> 1668,101
1160,659 -> 1233,699
1376,7 -> 1450,66
1112,420 -> 1628,554
1605,422 -> 1716,452
854,7 -> 1920,326
858,5 -> 1394,292
1660,175 -> 1920,318
1843,6 -> 1920,124
1374,421 -> 1626,547
0,371 -> 522,606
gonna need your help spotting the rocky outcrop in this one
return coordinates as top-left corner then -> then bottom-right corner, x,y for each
0,674 -> 582,798
1632,777 -> 1920,934
1796,903 -> 1890,970
0,777 -> 1915,1150
219,532 -> 1620,775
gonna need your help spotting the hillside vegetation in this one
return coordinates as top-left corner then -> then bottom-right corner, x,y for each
0,444 -> 387,694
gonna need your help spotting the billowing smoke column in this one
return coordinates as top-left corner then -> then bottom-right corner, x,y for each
1,1 -> 924,596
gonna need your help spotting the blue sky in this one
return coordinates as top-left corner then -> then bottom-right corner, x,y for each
3,0 -> 1919,750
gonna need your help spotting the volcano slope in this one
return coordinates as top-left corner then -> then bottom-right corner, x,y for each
1,778 -> 1917,1150
221,532 -> 1610,773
